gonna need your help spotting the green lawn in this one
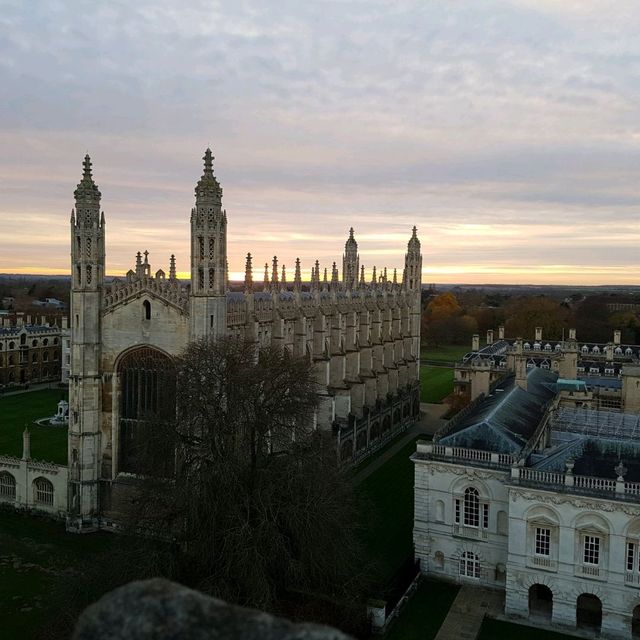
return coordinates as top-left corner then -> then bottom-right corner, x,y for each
421,344 -> 471,364
478,618 -> 578,640
420,366 -> 453,403
357,437 -> 420,590
385,578 -> 459,640
0,389 -> 68,464
0,509 -> 112,640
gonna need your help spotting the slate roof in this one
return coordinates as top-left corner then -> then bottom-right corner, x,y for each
438,367 -> 557,454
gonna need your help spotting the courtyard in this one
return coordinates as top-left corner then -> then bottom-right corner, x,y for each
0,388 -> 68,464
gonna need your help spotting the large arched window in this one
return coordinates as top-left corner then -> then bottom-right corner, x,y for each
0,472 -> 16,500
33,477 -> 54,505
118,347 -> 176,474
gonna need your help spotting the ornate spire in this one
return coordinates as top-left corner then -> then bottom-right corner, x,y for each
360,264 -> 365,288
371,265 -> 377,285
135,251 -> 142,276
383,267 -> 387,283
244,253 -> 253,292
331,261 -> 339,288
195,148 -> 222,202
281,264 -> 287,290
313,259 -> 320,290
263,263 -> 269,291
169,254 -> 176,280
271,256 -> 279,288
393,268 -> 397,285
345,226 -> 357,248
294,257 -> 302,291
322,267 -> 328,291
408,225 -> 420,253
74,154 -> 101,204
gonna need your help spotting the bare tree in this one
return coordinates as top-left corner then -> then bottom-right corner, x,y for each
127,336 -> 368,622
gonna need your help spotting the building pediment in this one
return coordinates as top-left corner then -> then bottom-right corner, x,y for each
103,279 -> 189,316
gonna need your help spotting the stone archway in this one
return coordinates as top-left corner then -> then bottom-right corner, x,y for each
117,346 -> 176,474
576,593 -> 602,633
633,604 -> 640,639
529,584 -> 552,620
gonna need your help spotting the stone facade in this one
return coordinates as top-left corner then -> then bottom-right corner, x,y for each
67,151 -> 422,530
414,366 -> 640,639
0,315 -> 63,389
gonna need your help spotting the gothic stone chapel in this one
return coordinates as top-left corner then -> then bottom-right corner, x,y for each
68,150 -> 422,531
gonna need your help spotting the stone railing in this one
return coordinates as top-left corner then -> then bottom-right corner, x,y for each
415,442 -> 515,468
512,466 -> 640,502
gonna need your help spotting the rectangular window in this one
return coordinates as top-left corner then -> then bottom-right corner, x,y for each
584,535 -> 600,565
454,499 -> 460,525
535,527 -> 551,556
482,504 -> 489,530
627,542 -> 635,572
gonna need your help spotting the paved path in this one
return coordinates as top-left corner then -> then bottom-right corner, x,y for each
434,586 -> 503,640
0,382 -> 61,397
352,403 -> 448,485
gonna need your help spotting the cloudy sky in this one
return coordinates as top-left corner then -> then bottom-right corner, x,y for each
1,0 -> 639,284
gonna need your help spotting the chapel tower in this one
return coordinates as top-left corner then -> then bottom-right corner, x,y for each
190,148 -> 228,338
342,227 -> 359,290
68,154 -> 104,530
404,226 -> 423,360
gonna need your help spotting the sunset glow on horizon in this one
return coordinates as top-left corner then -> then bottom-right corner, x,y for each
2,1 -> 640,286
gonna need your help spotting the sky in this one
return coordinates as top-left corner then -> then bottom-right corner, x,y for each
1,0 -> 639,285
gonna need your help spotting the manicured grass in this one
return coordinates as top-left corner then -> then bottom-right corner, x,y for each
420,366 -> 453,403
478,618 -> 577,640
386,578 -> 459,640
357,437 -> 420,589
421,344 -> 471,364
0,389 -> 68,464
0,509 -> 111,640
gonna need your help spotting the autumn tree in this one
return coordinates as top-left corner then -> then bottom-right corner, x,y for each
422,292 -> 478,346
504,296 -> 570,339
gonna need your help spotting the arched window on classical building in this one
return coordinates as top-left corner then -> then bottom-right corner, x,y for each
0,472 -> 16,500
118,347 -> 176,475
33,477 -> 54,506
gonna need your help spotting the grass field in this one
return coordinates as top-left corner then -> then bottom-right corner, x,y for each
0,509 -> 111,640
385,578 -> 459,640
421,344 -> 471,363
478,618 -> 578,640
357,436 -> 419,590
0,389 -> 68,464
420,366 -> 453,403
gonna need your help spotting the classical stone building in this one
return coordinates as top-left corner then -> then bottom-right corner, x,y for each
414,360 -> 640,639
0,315 -> 63,389
62,150 -> 422,530
453,327 -> 640,412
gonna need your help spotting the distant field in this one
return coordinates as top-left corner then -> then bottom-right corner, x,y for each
0,389 -> 68,464
421,344 -> 471,363
420,366 -> 454,403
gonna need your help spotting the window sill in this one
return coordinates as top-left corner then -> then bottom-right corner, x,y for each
527,557 -> 557,572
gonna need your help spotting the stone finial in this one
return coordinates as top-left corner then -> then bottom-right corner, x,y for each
263,263 -> 269,292
22,428 -> 30,460
322,267 -> 328,291
371,266 -> 377,285
407,225 -> 420,253
195,148 -> 222,201
271,256 -> 279,288
331,262 -> 338,288
169,254 -> 176,280
360,264 -> 365,288
244,253 -> 253,293
392,268 -> 398,285
74,154 -> 101,203
314,260 -> 320,290
615,461 -> 627,481
293,258 -> 302,291
281,264 -> 287,290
